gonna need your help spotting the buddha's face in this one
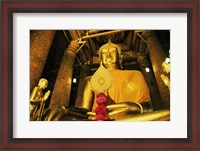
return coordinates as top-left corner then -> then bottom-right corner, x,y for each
101,47 -> 119,67
39,80 -> 48,89
41,82 -> 48,89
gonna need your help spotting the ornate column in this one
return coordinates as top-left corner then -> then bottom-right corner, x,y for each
50,41 -> 79,107
141,30 -> 170,108
30,30 -> 55,92
137,55 -> 164,110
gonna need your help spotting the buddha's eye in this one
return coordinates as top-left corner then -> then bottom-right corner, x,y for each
101,49 -> 108,54
109,48 -> 117,53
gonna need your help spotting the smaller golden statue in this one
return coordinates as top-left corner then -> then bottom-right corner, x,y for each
30,78 -> 50,121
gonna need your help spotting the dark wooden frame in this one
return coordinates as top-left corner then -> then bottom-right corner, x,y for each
1,0 -> 199,150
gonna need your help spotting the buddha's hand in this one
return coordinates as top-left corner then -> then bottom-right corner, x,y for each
43,90 -> 50,101
106,102 -> 143,119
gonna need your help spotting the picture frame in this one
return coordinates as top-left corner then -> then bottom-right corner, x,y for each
1,0 -> 199,150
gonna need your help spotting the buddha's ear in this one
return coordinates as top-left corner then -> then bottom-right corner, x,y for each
119,54 -> 123,69
99,60 -> 103,66
98,49 -> 102,63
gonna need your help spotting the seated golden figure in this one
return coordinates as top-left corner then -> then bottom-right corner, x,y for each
74,40 -> 153,120
30,78 -> 50,121
44,40 -> 170,121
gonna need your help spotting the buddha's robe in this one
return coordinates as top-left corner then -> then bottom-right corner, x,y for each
91,70 -> 151,112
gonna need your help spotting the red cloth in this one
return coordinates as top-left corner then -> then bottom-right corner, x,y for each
95,114 -> 110,121
95,105 -> 107,115
95,93 -> 110,121
96,93 -> 106,98
96,97 -> 107,104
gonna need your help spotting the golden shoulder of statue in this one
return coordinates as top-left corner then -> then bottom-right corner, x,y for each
90,64 -> 113,93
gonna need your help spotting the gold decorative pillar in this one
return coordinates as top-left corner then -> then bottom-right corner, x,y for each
30,30 -> 55,92
50,41 -> 79,107
141,30 -> 170,108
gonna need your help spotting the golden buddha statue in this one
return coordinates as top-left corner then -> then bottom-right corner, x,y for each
30,78 -> 50,121
43,40 -> 170,121
74,40 -> 153,120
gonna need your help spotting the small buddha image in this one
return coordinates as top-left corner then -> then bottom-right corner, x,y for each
30,30 -> 170,121
30,78 -> 50,121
